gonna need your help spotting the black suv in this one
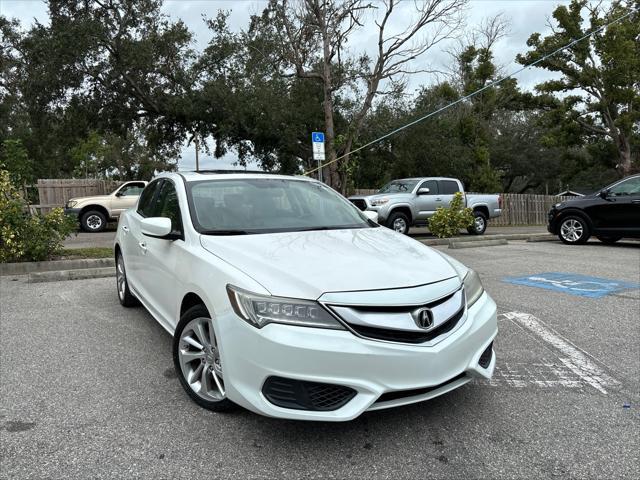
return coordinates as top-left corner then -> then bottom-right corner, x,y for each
548,174 -> 640,245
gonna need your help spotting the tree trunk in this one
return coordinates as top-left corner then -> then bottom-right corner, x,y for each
616,133 -> 632,177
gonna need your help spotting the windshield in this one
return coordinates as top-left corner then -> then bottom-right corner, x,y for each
188,178 -> 372,234
378,179 -> 419,194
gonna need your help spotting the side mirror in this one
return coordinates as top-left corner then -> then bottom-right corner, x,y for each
417,188 -> 430,195
362,210 -> 379,223
599,189 -> 610,199
115,191 -> 124,197
141,217 -> 173,238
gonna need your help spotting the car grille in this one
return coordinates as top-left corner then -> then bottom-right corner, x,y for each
350,199 -> 367,211
346,306 -> 465,344
262,376 -> 357,411
374,372 -> 467,404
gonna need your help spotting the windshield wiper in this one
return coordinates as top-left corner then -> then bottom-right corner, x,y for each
200,229 -> 253,236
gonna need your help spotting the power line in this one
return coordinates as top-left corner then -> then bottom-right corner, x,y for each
304,5 -> 638,177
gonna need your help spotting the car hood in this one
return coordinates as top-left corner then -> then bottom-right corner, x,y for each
200,227 -> 459,299
69,195 -> 110,204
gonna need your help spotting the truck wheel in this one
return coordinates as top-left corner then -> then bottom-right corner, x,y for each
81,210 -> 107,232
558,216 -> 590,245
386,212 -> 410,235
467,211 -> 487,235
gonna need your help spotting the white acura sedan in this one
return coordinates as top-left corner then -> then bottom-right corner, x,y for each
114,171 -> 497,421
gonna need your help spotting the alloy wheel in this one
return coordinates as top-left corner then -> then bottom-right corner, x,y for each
474,216 -> 485,233
116,256 -> 126,301
177,317 -> 225,401
393,217 -> 407,233
560,218 -> 583,243
86,214 -> 103,230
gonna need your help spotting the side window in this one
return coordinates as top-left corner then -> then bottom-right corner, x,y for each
609,177 -> 640,196
118,182 -> 145,196
439,180 -> 460,195
137,180 -> 161,218
419,180 -> 438,195
154,181 -> 183,235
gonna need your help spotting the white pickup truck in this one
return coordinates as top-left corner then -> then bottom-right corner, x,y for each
348,177 -> 502,235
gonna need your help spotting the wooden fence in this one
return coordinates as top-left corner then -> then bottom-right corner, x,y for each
351,189 -> 570,226
33,178 -> 122,214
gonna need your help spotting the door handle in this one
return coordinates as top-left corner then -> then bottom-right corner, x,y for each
632,199 -> 640,204
435,198 -> 442,202
138,241 -> 147,253
121,225 -> 129,233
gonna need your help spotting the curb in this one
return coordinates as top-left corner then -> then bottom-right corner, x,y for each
1,257 -> 114,276
418,232 -> 549,247
527,235 -> 558,242
29,267 -> 115,283
449,239 -> 509,249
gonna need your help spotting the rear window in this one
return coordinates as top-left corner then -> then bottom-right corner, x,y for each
439,180 -> 460,195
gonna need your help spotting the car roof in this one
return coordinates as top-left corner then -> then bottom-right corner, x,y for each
155,171 -> 316,183
392,177 -> 460,182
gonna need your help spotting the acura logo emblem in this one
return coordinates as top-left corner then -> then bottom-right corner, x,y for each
413,307 -> 434,329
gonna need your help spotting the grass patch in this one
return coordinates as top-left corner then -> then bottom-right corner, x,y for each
57,247 -> 113,259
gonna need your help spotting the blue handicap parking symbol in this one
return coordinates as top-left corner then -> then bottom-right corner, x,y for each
502,272 -> 640,298
312,132 -> 324,143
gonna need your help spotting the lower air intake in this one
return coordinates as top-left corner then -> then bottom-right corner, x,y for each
262,376 -> 357,411
479,342 -> 493,368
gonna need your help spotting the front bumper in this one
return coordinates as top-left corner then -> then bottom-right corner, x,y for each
220,292 -> 497,421
64,208 -> 81,219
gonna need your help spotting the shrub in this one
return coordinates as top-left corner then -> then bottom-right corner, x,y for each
428,191 -> 474,238
0,169 -> 76,263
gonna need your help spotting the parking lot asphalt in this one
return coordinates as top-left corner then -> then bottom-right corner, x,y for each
1,241 -> 639,479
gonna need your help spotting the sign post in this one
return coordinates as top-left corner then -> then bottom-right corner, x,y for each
311,132 -> 325,183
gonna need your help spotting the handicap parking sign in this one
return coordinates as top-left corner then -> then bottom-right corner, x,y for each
312,132 -> 324,143
502,272 -> 640,298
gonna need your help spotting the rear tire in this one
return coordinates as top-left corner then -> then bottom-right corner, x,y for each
597,236 -> 622,244
173,304 -> 236,412
558,216 -> 590,245
467,211 -> 488,235
81,210 -> 107,232
386,211 -> 410,235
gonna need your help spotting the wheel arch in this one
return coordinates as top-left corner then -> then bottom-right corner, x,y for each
79,204 -> 110,221
180,292 -> 211,319
556,208 -> 593,230
473,205 -> 490,218
388,205 -> 413,224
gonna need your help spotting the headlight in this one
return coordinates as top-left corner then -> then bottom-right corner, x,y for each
463,269 -> 484,307
66,200 -> 78,208
553,202 -> 563,208
226,285 -> 345,330
370,198 -> 389,206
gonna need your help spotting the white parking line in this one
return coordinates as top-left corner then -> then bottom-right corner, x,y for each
500,312 -> 618,394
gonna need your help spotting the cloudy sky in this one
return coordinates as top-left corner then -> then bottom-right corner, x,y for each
1,0 -> 598,170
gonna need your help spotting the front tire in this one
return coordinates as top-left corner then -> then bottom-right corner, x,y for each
558,216 -> 590,245
81,210 -> 107,232
597,236 -> 622,244
173,305 -> 236,412
467,211 -> 488,235
386,211 -> 410,235
116,253 -> 139,307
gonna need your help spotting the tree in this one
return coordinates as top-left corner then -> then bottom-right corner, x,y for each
517,0 -> 640,176
251,0 -> 467,192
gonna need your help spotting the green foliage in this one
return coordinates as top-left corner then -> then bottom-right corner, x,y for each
0,170 -> 76,263
517,0 -> 639,175
428,192 -> 474,238
0,139 -> 35,187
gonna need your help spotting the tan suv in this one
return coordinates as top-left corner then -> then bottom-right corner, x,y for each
64,181 -> 147,232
